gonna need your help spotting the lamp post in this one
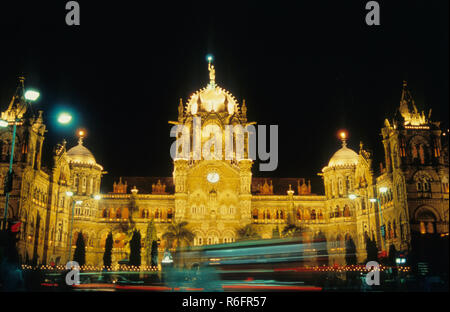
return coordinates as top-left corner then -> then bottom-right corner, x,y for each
65,192 -> 101,262
65,191 -> 80,262
348,191 -> 387,253
369,186 -> 389,252
0,78 -> 40,231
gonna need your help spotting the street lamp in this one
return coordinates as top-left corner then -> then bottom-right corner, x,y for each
1,78 -> 40,230
24,90 -> 40,101
57,112 -> 72,124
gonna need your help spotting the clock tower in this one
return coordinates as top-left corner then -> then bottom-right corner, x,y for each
170,58 -> 254,244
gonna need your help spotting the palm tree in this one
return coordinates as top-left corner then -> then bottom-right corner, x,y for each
236,224 -> 261,241
281,223 -> 305,238
162,221 -> 195,267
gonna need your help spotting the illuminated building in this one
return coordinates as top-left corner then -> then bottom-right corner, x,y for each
1,67 -> 448,267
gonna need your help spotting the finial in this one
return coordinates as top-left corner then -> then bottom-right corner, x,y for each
287,184 -> 294,196
77,129 -> 86,145
403,80 -> 407,87
338,130 -> 348,147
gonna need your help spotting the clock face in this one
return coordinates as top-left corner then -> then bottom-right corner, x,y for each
207,172 -> 220,183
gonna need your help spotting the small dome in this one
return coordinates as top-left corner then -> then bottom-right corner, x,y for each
327,146 -> 359,168
67,139 -> 97,165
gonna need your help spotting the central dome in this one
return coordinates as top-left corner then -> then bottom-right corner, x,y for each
327,146 -> 359,168
67,140 -> 97,165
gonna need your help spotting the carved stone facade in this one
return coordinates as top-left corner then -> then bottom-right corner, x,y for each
1,73 -> 448,268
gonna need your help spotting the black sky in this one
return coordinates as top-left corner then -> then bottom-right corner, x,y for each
0,0 -> 448,194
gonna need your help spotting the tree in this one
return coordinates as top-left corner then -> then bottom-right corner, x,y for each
345,236 -> 357,265
281,223 -> 305,238
388,244 -> 398,266
162,221 -> 195,268
345,235 -> 358,288
73,231 -> 86,266
151,240 -> 158,267
236,224 -> 261,241
129,230 -> 141,266
145,219 -> 158,267
162,221 -> 195,249
103,232 -> 113,267
365,233 -> 379,263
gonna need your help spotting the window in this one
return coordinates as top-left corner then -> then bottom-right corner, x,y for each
343,205 -> 351,217
334,206 -> 340,218
423,180 -> 430,192
311,209 -> 316,220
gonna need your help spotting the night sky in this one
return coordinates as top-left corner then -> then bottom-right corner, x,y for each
0,0 -> 448,194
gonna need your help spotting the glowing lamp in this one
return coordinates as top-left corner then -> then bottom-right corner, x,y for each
379,186 -> 389,193
66,191 -> 74,197
93,194 -> 102,200
348,194 -> 357,200
24,90 -> 40,101
57,112 -> 72,124
206,54 -> 214,62
338,129 -> 349,141
369,198 -> 378,203
0,119 -> 8,127
75,200 -> 83,205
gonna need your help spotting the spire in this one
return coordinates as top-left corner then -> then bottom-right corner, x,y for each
399,80 -> 427,126
178,98 -> 184,121
241,99 -> 247,118
1,76 -> 27,122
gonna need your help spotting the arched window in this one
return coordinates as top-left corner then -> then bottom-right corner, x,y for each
393,220 -> 397,238
116,208 -> 121,219
167,208 -> 173,220
252,208 -> 258,220
318,210 -> 323,220
417,209 -> 436,235
343,205 -> 351,217
297,209 -> 302,220
310,209 -> 316,220
334,206 -> 340,218
338,178 -> 343,195
82,177 -> 87,193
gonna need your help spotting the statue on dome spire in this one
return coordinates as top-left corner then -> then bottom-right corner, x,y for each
207,54 -> 216,87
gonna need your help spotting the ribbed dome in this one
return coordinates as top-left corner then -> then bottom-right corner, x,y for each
328,146 -> 358,168
67,140 -> 97,165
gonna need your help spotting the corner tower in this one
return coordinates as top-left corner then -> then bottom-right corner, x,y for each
380,81 -> 449,244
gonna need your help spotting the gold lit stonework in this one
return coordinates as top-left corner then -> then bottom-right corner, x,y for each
1,66 -> 447,268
